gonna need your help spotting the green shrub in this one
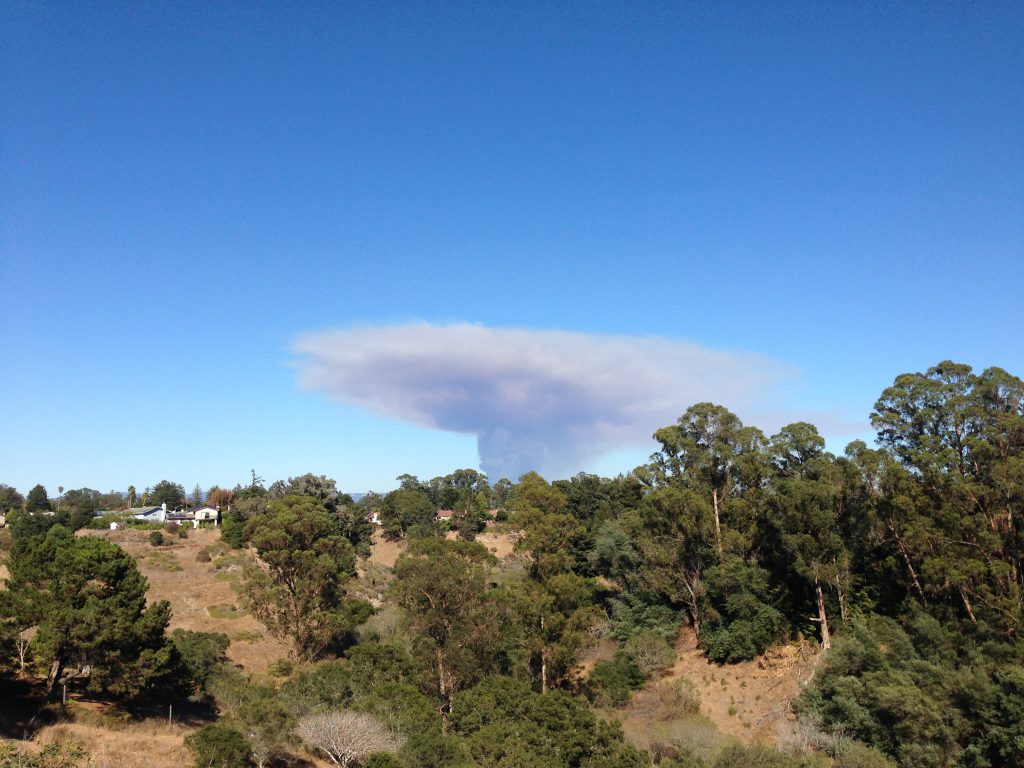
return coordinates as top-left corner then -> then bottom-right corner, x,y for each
207,602 -> 248,620
148,530 -> 164,547
267,658 -> 294,677
365,755 -> 406,768
587,654 -> 646,707
185,723 -> 252,768
170,629 -> 230,694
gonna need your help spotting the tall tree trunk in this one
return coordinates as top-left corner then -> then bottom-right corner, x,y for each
436,646 -> 450,723
835,567 -> 849,624
711,488 -> 723,557
815,576 -> 831,650
540,614 -> 548,694
683,574 -> 701,634
46,658 -> 64,694
890,522 -> 927,602
960,588 -> 978,624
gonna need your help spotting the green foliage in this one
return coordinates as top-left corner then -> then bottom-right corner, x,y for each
0,742 -> 89,768
380,488 -> 438,540
25,484 -> 51,513
608,589 -> 683,642
712,744 -> 825,768
587,654 -> 646,707
170,629 -> 230,695
391,538 -> 506,706
0,484 -> 25,515
185,723 -> 253,768
242,495 -> 370,659
278,660 -> 353,715
364,755 -> 406,768
6,525 -> 179,699
148,530 -> 164,546
588,519 -> 638,581
452,676 -> 649,767
797,613 -> 1024,768
698,557 -> 785,663
149,480 -> 186,508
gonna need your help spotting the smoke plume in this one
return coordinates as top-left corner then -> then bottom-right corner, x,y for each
293,323 -> 795,480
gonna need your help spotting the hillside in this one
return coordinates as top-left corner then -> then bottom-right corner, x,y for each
5,525 -> 818,767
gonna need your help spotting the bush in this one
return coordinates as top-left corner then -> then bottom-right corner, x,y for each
698,557 -> 785,664
365,755 -> 406,768
0,742 -> 90,768
148,530 -> 165,547
623,630 -> 676,678
196,546 -> 212,562
165,521 -> 179,534
657,678 -> 702,715
268,658 -> 294,677
587,655 -> 645,707
712,744 -> 825,768
170,629 -> 230,694
185,723 -> 253,768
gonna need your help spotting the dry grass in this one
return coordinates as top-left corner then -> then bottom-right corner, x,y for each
615,628 -> 821,750
79,528 -> 290,674
33,719 -> 191,768
364,529 -> 406,568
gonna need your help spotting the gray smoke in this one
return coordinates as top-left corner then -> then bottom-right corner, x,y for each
292,323 -> 795,480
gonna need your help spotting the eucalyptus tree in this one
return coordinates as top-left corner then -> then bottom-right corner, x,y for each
872,361 -> 1024,632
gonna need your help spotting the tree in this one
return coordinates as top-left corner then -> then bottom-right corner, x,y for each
651,404 -> 766,557
286,473 -> 340,506
514,572 -> 602,692
511,473 -> 579,578
379,488 -> 437,540
25,484 -> 51,513
60,488 -> 102,529
0,485 -> 25,515
764,423 -> 845,649
636,484 -> 716,632
391,538 -> 507,713
871,362 -> 1024,631
207,486 -> 235,510
185,723 -> 253,768
451,676 -> 649,768
5,525 -> 177,697
169,629 -> 230,696
242,496 -> 370,660
150,480 -> 186,509
190,484 -> 204,507
452,491 -> 489,541
296,710 -> 404,768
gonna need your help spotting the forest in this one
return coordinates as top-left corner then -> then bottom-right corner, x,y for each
0,359 -> 1021,768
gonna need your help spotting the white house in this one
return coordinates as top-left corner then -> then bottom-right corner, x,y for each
191,506 -> 219,527
130,504 -> 167,523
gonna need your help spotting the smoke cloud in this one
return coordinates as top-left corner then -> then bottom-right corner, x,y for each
293,323 -> 797,480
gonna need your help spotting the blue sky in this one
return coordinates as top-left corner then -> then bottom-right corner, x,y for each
2,2 -> 1021,494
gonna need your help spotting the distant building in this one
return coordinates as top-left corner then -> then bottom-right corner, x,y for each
192,506 -> 219,527
130,504 -> 167,523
